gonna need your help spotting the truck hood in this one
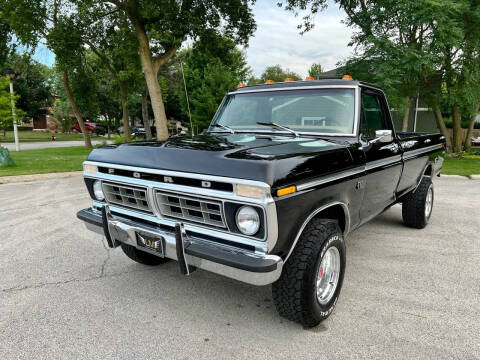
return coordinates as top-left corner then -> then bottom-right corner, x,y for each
87,134 -> 358,188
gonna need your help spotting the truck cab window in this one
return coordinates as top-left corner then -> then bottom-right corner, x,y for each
361,93 -> 387,139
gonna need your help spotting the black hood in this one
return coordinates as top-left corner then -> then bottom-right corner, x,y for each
87,134 -> 359,188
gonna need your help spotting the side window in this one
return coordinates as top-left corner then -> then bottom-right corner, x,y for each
361,93 -> 388,139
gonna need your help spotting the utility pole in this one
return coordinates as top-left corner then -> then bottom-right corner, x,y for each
4,69 -> 19,151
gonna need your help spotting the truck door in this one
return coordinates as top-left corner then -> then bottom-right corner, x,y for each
359,89 -> 403,222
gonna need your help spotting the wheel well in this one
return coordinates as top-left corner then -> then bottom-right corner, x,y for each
424,164 -> 433,177
313,204 -> 347,234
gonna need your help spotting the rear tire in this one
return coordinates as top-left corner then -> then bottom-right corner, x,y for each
402,177 -> 434,229
272,219 -> 346,328
121,243 -> 170,266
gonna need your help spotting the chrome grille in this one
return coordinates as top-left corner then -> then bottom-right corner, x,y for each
102,182 -> 152,213
155,191 -> 226,228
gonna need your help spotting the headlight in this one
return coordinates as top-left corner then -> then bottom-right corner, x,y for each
236,206 -> 260,236
93,180 -> 105,201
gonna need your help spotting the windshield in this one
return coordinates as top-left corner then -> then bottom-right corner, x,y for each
210,88 -> 356,135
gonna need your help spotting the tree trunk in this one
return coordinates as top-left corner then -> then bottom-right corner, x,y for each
402,96 -> 411,132
452,106 -> 462,153
106,114 -> 111,139
433,106 -> 452,152
119,81 -> 131,142
464,102 -> 480,152
142,89 -> 153,140
62,71 -> 92,148
133,21 -> 169,141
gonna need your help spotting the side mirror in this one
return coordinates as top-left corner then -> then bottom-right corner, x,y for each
372,129 -> 393,143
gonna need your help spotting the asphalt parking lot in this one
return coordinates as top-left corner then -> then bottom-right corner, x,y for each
1,175 -> 479,359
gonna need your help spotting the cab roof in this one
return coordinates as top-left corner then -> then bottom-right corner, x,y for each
230,79 -> 379,93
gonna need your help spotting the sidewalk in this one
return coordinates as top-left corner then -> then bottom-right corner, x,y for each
0,171 -> 82,184
2,140 -> 112,151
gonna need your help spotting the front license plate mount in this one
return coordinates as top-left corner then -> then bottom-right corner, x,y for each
136,232 -> 165,256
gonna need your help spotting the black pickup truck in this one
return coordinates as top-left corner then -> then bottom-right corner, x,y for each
78,79 -> 445,327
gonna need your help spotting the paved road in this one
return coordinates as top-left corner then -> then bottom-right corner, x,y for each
2,140 -> 112,151
0,176 -> 479,359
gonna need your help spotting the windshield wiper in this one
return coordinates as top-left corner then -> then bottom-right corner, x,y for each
256,122 -> 299,138
211,123 -> 235,134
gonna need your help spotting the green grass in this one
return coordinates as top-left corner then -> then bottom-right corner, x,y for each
0,147 -> 92,177
0,131 -> 104,143
442,155 -> 480,177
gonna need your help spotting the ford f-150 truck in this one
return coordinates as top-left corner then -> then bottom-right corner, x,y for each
77,78 -> 445,327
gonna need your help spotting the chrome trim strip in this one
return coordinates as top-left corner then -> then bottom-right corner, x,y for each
229,84 -> 357,95
84,161 -> 270,189
220,85 -> 360,137
207,129 -> 358,137
295,166 -> 365,191
83,161 -> 278,253
403,144 -> 443,160
284,202 -> 351,262
365,155 -> 402,171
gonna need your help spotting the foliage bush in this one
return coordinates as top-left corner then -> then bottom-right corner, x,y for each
443,117 -> 480,129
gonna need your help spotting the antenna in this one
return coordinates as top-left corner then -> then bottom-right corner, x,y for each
180,62 -> 194,137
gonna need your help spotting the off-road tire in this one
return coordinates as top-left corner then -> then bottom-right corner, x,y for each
121,243 -> 170,266
272,219 -> 346,328
402,177 -> 434,229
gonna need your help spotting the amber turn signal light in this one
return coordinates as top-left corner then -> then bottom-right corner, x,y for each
237,83 -> 246,88
276,186 -> 296,197
284,77 -> 294,82
342,75 -> 353,80
305,76 -> 315,80
265,79 -> 275,84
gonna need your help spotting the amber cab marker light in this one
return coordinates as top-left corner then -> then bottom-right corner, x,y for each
305,76 -> 315,80
342,75 -> 353,80
284,77 -> 294,82
265,79 -> 275,84
276,186 -> 296,197
237,83 -> 246,88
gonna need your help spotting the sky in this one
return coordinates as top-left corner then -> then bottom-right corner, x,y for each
32,1 -> 354,78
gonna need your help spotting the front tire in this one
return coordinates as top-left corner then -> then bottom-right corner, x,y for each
121,243 -> 170,266
272,219 -> 346,328
402,177 -> 434,229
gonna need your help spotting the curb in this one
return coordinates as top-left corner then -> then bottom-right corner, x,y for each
0,171 -> 83,184
441,174 -> 480,180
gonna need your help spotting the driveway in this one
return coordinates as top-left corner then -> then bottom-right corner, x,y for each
0,176 -> 478,359
2,140 -> 112,151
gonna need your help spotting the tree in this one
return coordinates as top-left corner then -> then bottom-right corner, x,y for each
6,53 -> 54,124
1,0 -> 93,148
308,63 -> 323,78
178,33 -> 251,132
281,0 -> 480,152
91,0 -> 257,141
260,65 -> 301,82
0,18 -> 12,68
0,77 -> 25,137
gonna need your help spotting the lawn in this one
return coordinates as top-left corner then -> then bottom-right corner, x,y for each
0,147 -> 92,177
0,130 -> 104,143
442,155 -> 480,177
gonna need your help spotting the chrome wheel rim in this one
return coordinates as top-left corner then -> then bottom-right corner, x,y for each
425,186 -> 433,218
316,246 -> 341,305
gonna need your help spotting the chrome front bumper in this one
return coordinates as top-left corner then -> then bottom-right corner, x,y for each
77,207 -> 283,286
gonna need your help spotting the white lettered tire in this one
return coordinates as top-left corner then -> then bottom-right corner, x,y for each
272,219 -> 346,327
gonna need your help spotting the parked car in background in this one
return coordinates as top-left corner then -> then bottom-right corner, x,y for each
471,136 -> 480,146
132,126 -> 157,139
72,122 -> 106,136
